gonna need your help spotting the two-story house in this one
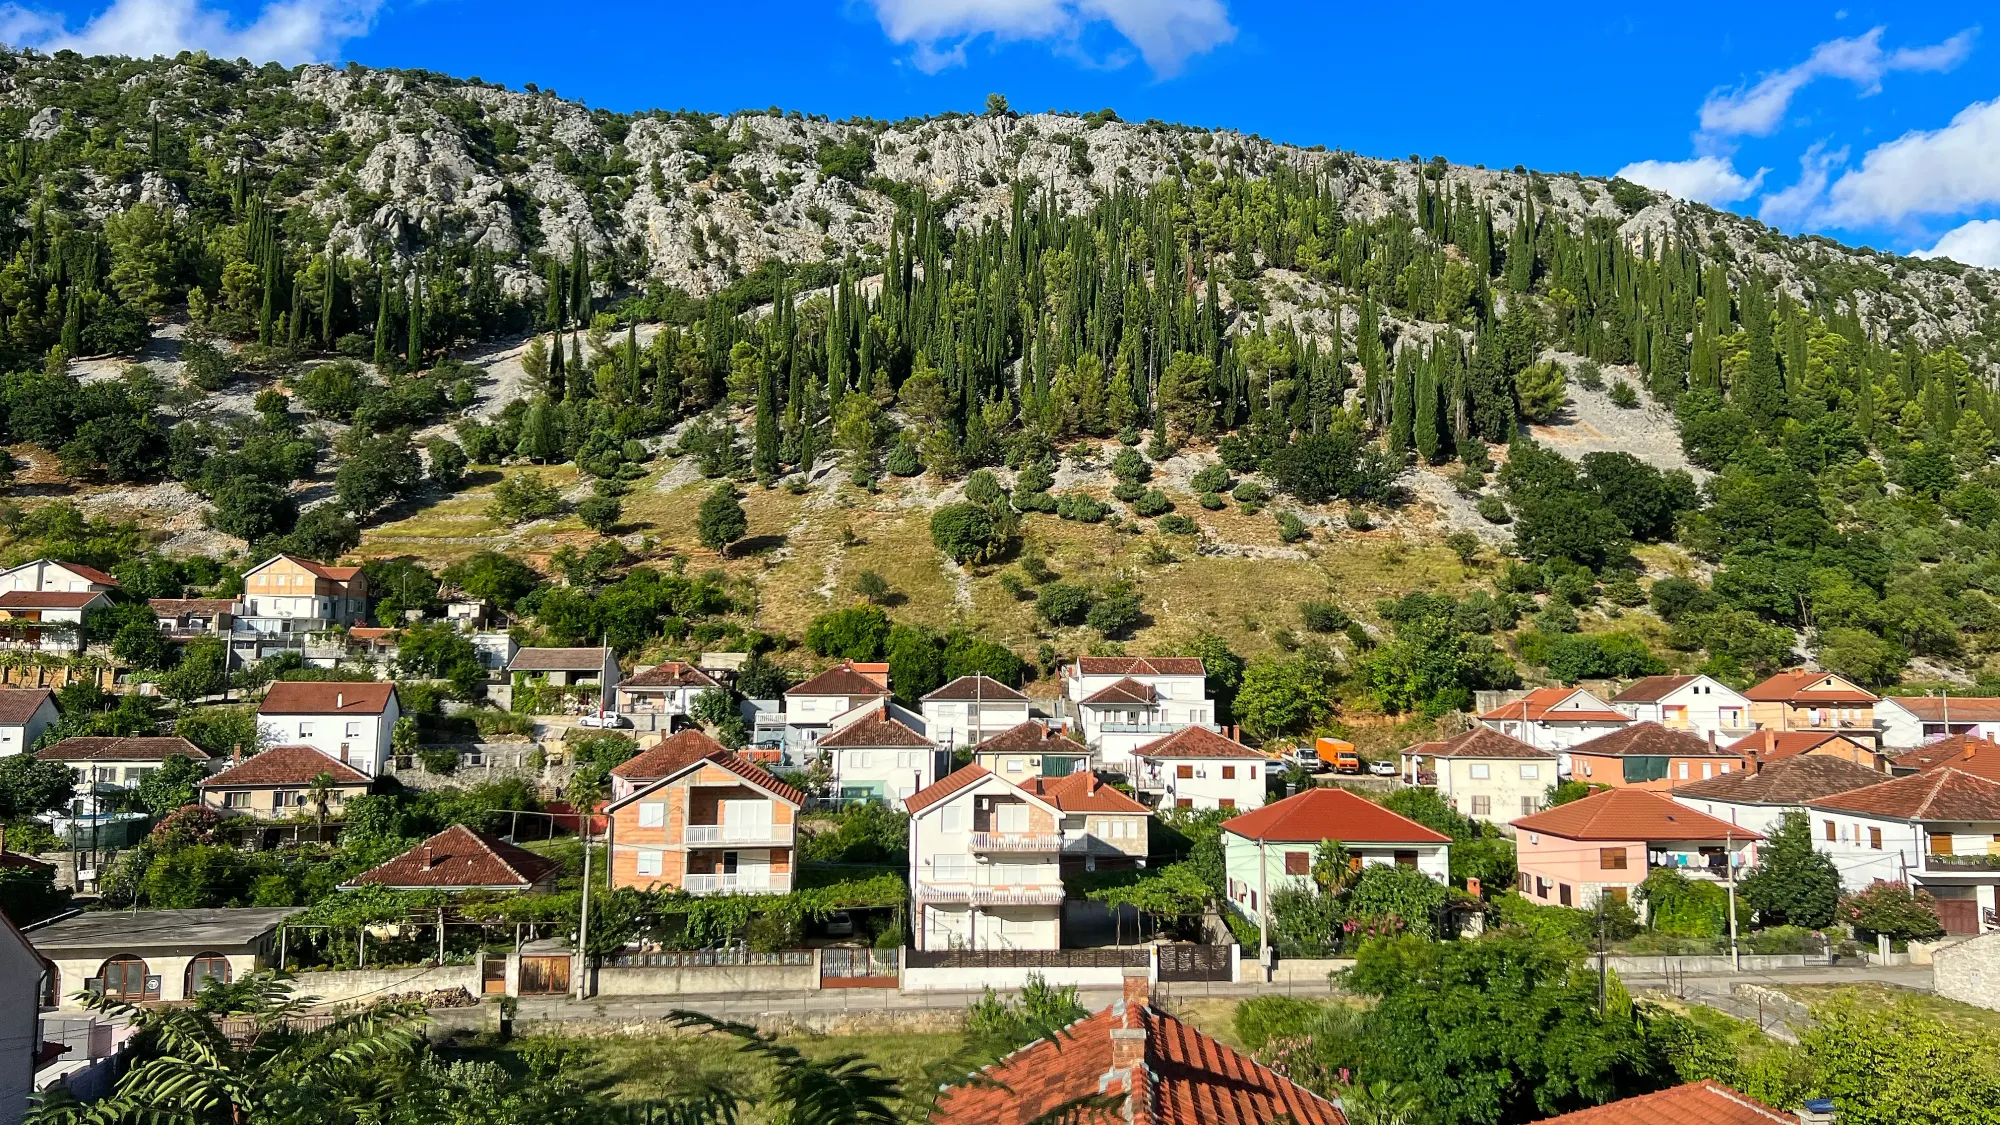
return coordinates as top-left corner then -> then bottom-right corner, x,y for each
1875,695 -> 2000,748
1724,729 -> 1890,774
815,704 -> 947,805
604,747 -> 805,895
237,555 -> 369,633
1891,733 -> 2000,777
609,727 -> 730,800
920,674 -> 1032,753
0,688 -> 58,759
1401,726 -> 1557,828
1478,687 -> 1631,754
1610,675 -> 1755,742
1566,723 -> 1746,791
36,736 -> 211,815
0,590 -> 111,653
1513,788 -> 1762,914
256,681 -> 399,776
1744,670 -> 1881,745
1130,725 -> 1268,811
1671,754 -> 1888,839
0,559 -> 120,594
198,745 -> 373,846
781,661 -> 891,755
1063,656 -> 1213,769
1805,767 -> 2000,934
971,721 -> 1091,784
613,661 -> 723,728
1018,771 -> 1150,873
904,766 -> 1067,951
1222,788 -> 1452,925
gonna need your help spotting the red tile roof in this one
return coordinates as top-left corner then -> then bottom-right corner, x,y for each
54,562 -> 120,586
1080,676 -> 1157,706
0,687 -> 54,725
612,728 -> 729,779
258,681 -> 396,715
622,661 -> 722,690
1075,656 -> 1206,678
148,597 -> 238,616
904,764 -> 992,814
1725,730 -> 1871,764
0,849 -> 54,872
1611,675 -> 1698,704
342,825 -> 559,890
1891,733 -> 2000,772
36,735 -> 209,762
1513,788 -> 1762,842
1529,1082 -> 1792,1124
1406,727 -> 1553,760
787,662 -> 893,699
199,745 -> 370,787
1743,670 -> 1877,703
1479,687 -> 1628,724
922,673 -> 1028,703
1809,767 -> 2000,821
818,708 -> 933,749
1132,725 -> 1263,760
1672,755 -> 1886,805
1887,696 -> 2000,722
1572,722 -> 1741,759
604,739 -> 806,808
273,555 -> 362,582
1021,771 -> 1149,813
932,993 -> 1344,1125
1224,787 -> 1452,844
0,590 -> 106,609
973,721 -> 1087,756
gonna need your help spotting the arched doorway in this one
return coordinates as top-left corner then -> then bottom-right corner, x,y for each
185,953 -> 231,996
97,955 -> 158,1002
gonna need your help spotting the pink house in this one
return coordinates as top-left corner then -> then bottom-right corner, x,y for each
1510,788 -> 1761,914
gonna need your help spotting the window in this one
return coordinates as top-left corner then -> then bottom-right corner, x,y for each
1518,872 -> 1531,893
1702,762 -> 1713,780
273,790 -> 298,808
1559,884 -> 1572,907
940,806 -> 966,833
1521,796 -> 1537,815
98,957 -> 157,1001
1931,833 -> 1955,856
1720,763 -> 1732,774
1678,762 -> 1690,780
1582,762 -> 1593,777
1176,764 -> 1194,779
1250,766 -> 1257,780
1600,848 -> 1628,870
638,802 -> 665,828
1284,851 -> 1309,875
297,722 -> 313,737
1394,850 -> 1418,868
1869,827 -> 1883,850
1005,758 -> 1024,773
1221,766 -> 1236,780
222,791 -> 251,809
997,802 -> 1028,833
1175,798 -> 1193,808
1219,798 -> 1236,809
1471,795 -> 1492,815
186,954 -> 231,995
933,856 -> 971,880
636,851 -> 662,877
1520,764 -> 1540,780
854,751 -> 872,769
1535,877 -> 1550,898
1469,763 -> 1491,780
1825,820 -> 1836,842
345,722 -> 361,737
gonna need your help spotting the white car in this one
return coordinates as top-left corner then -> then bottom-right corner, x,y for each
1369,760 -> 1398,777
575,712 -> 631,729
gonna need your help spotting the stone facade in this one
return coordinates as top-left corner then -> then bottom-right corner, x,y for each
1934,929 -> 2000,1012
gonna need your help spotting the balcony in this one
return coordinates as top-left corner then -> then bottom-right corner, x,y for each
915,881 -> 1066,906
969,831 -> 1063,853
683,872 -> 790,894
1926,853 -> 2000,873
686,823 -> 791,846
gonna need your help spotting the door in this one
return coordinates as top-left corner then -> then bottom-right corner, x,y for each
482,956 -> 507,995
1937,897 -> 1979,935
723,800 -> 770,842
519,955 -> 571,995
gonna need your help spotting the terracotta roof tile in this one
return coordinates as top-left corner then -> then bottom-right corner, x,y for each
787,662 -> 892,699
922,673 -> 1028,703
1611,675 -> 1698,704
612,728 -> 728,779
1743,670 -> 1877,703
1479,687 -> 1628,723
56,562 -> 120,586
1888,696 -> 2000,722
1724,730 -> 1871,764
0,590 -> 105,609
1513,788 -> 1762,842
1075,656 -> 1206,677
1672,755 -> 1886,805
259,681 -> 396,715
1224,787 -> 1452,844
199,745 -> 370,787
605,742 -> 806,809
36,735 -> 209,762
1407,727 -> 1553,760
1891,733 -> 2000,772
973,721 -> 1086,755
0,688 -> 54,725
1080,676 -> 1157,706
622,662 -> 722,690
1809,767 -> 2000,821
1131,725 -> 1264,760
507,647 -> 615,673
342,825 -> 559,890
148,598 -> 239,616
1529,1081 -> 1792,1125
904,764 -> 991,814
818,710 -> 933,749
1020,772 -> 1149,813
1573,722 -> 1740,759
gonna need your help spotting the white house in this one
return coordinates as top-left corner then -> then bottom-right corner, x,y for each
0,590 -> 111,653
1877,696 -> 2000,748
1130,725 -> 1268,812
904,766 -> 1066,952
1062,656 -> 1213,768
255,681 -> 399,777
1609,675 -> 1754,743
781,661 -> 891,754
0,559 -> 120,594
1221,787 -> 1452,928
920,674 -> 1032,753
614,661 -> 723,722
1478,687 -> 1631,753
0,910 -> 53,1123
971,721 -> 1092,785
815,704 -> 948,805
1806,767 -> 2000,935
1401,726 -> 1557,829
0,688 -> 59,758
1017,771 -> 1150,873
35,736 -> 212,816
1670,754 -> 1887,839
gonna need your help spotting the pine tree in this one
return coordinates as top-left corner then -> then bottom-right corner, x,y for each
372,269 -> 393,370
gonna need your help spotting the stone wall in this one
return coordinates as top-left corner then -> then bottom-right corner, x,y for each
1934,930 -> 2000,1012
592,962 -> 817,996
287,965 -> 482,1006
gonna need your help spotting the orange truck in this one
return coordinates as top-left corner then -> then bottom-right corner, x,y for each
1316,737 -> 1361,774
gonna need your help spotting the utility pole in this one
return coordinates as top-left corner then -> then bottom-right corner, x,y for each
1726,829 -> 1740,972
575,806 -> 592,1000
1595,899 -> 1609,1015
1257,838 -> 1270,980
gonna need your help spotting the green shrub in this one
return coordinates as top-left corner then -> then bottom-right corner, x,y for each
1609,380 -> 1640,408
1276,510 -> 1308,542
1056,492 -> 1108,522
1477,495 -> 1511,523
1157,513 -> 1197,535
1190,464 -> 1232,493
1199,491 -> 1226,510
1232,480 -> 1270,505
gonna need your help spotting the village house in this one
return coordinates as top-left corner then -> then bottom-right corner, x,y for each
1062,656 -> 1214,769
256,681 -> 399,776
604,746 -> 805,895
1018,770 -> 1150,873
1672,754 -> 1889,838
1743,669 -> 1882,745
1610,674 -> 1755,742
35,736 -> 210,815
0,559 -> 120,594
920,674 -> 1033,753
1512,788 -> 1761,914
235,555 -> 368,636
198,745 -> 373,847
1565,722 -> 1746,790
775,661 -> 891,754
0,688 -> 58,759
1724,729 -> 1890,774
1478,687 -> 1632,753
613,661 -> 723,729
1532,1082 -> 1815,1125
340,825 -> 560,892
0,910 -> 54,1125
27,907 -> 294,1010
0,589 -> 111,653
814,704 -> 947,805
608,728 -> 728,800
904,766 -> 1067,952
1401,726 -> 1557,828
971,721 -> 1091,784
929,973 -> 1345,1125
1805,767 -> 2000,935
147,597 -> 240,638
506,646 -> 622,703
1877,695 -> 2000,746
1129,724 -> 1268,811
1221,787 -> 1452,925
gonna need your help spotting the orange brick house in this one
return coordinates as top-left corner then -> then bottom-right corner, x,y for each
1744,670 -> 1880,744
604,742 -> 805,895
1565,722 -> 1746,791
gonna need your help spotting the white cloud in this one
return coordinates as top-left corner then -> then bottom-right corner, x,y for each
866,0 -> 1235,77
1758,141 -> 1847,227
0,0 -> 380,66
1615,155 -> 1769,205
1698,25 -> 1976,137
1823,96 -> 2000,224
1916,219 -> 2000,269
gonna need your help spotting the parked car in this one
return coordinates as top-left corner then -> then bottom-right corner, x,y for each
576,712 -> 632,729
1369,760 -> 1398,777
824,911 -> 855,937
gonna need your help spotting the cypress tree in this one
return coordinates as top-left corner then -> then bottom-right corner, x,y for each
1389,344 -> 1415,459
372,268 -> 393,370
1414,345 -> 1443,464
753,357 -> 781,478
406,274 -> 423,368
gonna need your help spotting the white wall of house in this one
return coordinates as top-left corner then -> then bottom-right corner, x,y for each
1618,678 -> 1753,741
1136,756 -> 1266,811
0,560 -> 112,592
1872,699 -> 1925,749
1420,756 -> 1552,828
0,917 -> 44,1124
906,776 -> 1064,951
828,747 -> 945,803
1670,797 -> 1799,840
1221,834 -> 1449,920
0,696 -> 59,758
1806,808 -> 1998,933
1480,718 -> 1628,753
921,698 -> 1031,752
257,699 -> 398,777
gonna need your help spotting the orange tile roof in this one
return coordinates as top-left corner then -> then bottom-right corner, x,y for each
258,681 -> 396,715
56,562 -> 120,586
818,708 -> 933,749
1743,670 -> 1877,703
1020,772 -> 1149,813
1611,675 -> 1699,703
1572,722 -> 1740,759
1725,730 -> 1875,765
1132,725 -> 1264,760
1889,696 -> 2000,722
342,825 -> 559,890
1479,687 -> 1628,723
612,728 -> 728,779
1808,767 -> 2000,821
1513,788 -> 1762,842
622,661 -> 723,690
199,745 -> 370,787
1075,656 -> 1206,677
1407,727 -> 1554,760
0,688 -> 55,725
1223,787 -> 1451,844
1530,1082 -> 1791,1125
1891,733 -> 2000,772
931,995 -> 1345,1125
605,740 -> 806,808
923,673 -> 1028,703
0,590 -> 106,609
787,662 -> 893,698
904,764 -> 992,813
1080,676 -> 1158,706
973,721 -> 1087,755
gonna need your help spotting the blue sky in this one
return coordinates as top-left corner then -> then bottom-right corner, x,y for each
4,0 -> 1998,264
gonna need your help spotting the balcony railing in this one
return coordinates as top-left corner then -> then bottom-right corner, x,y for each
683,872 -> 789,894
915,881 -> 1066,906
969,831 -> 1063,853
1927,853 -> 2000,872
907,947 -> 1146,969
685,823 -> 790,846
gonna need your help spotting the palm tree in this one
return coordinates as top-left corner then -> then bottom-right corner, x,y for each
304,770 -> 335,838
1339,1080 -> 1425,1125
666,1012 -> 901,1125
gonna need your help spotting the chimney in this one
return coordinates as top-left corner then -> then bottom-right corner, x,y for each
232,742 -> 242,765
336,692 -> 345,709
1797,1098 -> 1836,1125
422,845 -> 435,870
1121,970 -> 1150,1015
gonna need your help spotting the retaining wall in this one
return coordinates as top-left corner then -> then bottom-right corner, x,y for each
592,963 -> 817,996
288,965 -> 481,1005
1935,930 -> 2000,1012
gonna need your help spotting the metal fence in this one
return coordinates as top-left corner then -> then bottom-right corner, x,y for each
905,947 -> 1148,969
601,949 -> 812,968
